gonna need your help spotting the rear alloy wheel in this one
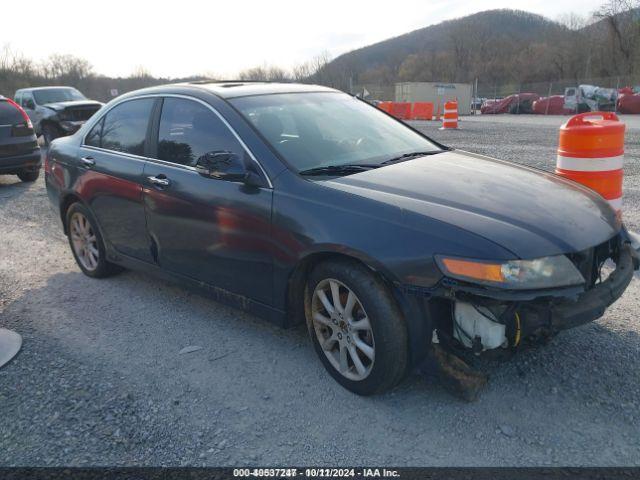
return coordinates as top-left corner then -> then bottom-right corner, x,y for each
306,260 -> 408,395
70,212 -> 100,271
66,203 -> 122,278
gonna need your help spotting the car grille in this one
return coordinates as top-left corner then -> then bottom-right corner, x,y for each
64,107 -> 100,122
566,233 -> 621,289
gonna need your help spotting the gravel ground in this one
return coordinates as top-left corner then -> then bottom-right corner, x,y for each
1,114 -> 639,467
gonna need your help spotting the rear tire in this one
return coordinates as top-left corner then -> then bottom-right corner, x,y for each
305,259 -> 408,395
17,169 -> 40,182
65,202 -> 123,278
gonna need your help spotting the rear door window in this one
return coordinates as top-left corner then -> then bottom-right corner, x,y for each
99,99 -> 154,156
156,97 -> 245,167
0,100 -> 24,125
84,117 -> 104,147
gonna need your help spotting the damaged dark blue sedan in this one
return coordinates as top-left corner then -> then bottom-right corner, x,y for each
45,82 -> 639,396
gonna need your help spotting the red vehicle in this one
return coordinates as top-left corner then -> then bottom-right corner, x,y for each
532,96 -> 575,115
617,93 -> 640,114
481,93 -> 539,114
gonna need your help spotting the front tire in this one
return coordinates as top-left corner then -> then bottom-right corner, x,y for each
65,203 -> 122,278
305,259 -> 408,395
17,169 -> 40,182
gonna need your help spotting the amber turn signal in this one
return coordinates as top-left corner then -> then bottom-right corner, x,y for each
440,258 -> 504,283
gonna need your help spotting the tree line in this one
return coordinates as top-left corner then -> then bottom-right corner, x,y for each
1,0 -> 638,101
341,0 -> 640,92
0,45 -> 336,101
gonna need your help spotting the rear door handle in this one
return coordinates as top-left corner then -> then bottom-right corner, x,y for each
80,156 -> 95,167
148,175 -> 170,187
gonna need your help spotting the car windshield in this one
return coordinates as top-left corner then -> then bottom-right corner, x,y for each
230,92 -> 441,172
33,88 -> 86,105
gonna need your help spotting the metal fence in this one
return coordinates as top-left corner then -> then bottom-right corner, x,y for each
353,75 -> 640,114
476,76 -> 639,102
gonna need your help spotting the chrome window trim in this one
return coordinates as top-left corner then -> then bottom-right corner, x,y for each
84,145 -> 201,174
81,93 -> 273,188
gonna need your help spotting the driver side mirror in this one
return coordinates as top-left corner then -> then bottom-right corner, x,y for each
196,151 -> 247,181
195,151 -> 263,188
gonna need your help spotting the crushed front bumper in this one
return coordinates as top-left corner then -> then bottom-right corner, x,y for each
409,242 -> 638,346
547,243 -> 635,330
59,120 -> 86,134
454,244 -> 636,336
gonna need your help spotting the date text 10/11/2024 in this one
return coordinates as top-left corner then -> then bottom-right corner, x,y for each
232,468 -> 400,478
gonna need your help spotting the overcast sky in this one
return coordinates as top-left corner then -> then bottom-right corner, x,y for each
2,0 -> 606,78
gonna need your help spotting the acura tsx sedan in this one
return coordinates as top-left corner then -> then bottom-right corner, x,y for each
45,82 -> 639,395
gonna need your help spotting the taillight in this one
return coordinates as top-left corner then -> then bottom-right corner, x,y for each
6,98 -> 33,128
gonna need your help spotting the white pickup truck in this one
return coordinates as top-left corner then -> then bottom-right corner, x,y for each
564,85 -> 618,113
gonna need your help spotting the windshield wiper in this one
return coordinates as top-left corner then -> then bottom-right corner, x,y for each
298,164 -> 380,177
381,150 -> 444,165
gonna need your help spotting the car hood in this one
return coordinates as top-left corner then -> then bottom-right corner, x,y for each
43,100 -> 103,111
323,150 -> 620,258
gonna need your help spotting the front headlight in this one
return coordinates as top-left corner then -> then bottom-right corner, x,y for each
435,254 -> 585,290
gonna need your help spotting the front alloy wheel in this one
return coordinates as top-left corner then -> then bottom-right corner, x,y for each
306,260 -> 408,395
311,279 -> 375,381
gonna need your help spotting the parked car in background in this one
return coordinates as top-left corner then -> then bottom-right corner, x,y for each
564,85 -> 617,113
532,95 -> 575,115
0,95 -> 41,182
14,86 -> 102,146
45,82 -> 638,396
470,97 -> 484,110
480,93 -> 539,114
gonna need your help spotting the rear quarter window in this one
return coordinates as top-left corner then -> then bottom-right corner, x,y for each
0,101 -> 24,125
99,99 -> 154,156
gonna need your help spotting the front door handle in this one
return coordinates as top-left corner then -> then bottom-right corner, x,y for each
80,156 -> 95,167
147,175 -> 170,187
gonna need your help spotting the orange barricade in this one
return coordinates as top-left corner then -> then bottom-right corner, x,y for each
441,100 -> 458,129
390,102 -> 412,120
555,112 -> 625,214
378,101 -> 393,114
412,102 -> 434,120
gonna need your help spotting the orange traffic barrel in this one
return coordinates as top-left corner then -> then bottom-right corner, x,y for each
556,112 -> 625,213
441,100 -> 458,129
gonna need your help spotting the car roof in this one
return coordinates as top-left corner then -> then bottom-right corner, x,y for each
188,81 -> 339,98
129,81 -> 341,100
16,86 -> 77,92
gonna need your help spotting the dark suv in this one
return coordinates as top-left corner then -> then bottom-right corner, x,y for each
0,96 -> 41,182
14,86 -> 102,146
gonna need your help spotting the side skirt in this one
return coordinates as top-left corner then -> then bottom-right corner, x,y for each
110,252 -> 287,328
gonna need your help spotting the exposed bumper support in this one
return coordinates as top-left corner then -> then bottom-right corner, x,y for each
404,243 -> 637,344
548,244 -> 635,330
